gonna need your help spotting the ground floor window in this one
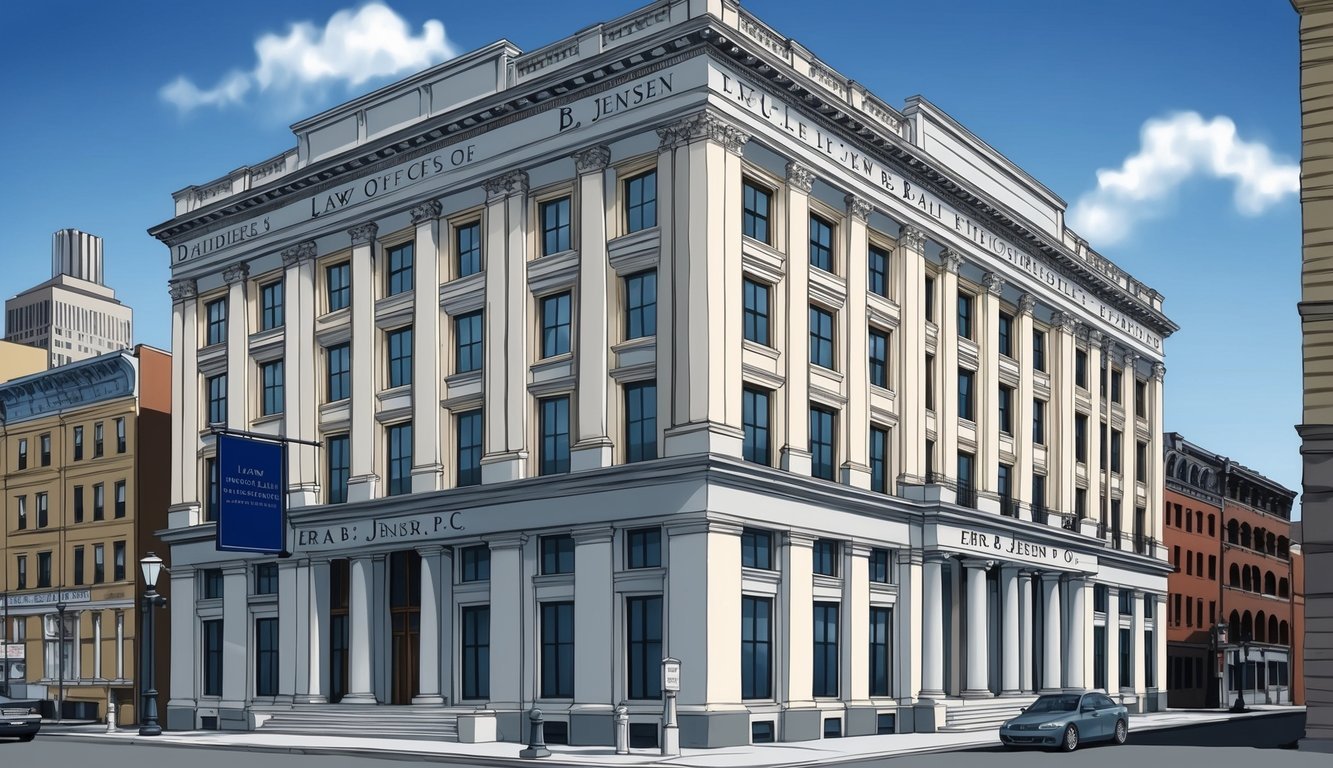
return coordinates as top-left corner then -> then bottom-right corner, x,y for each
813,602 -> 839,697
626,596 -> 663,700
203,619 -> 223,696
741,596 -> 772,700
1119,627 -> 1132,688
541,602 -> 574,698
1144,630 -> 1155,688
461,605 -> 490,699
869,607 -> 892,697
255,617 -> 279,697
1093,625 -> 1107,690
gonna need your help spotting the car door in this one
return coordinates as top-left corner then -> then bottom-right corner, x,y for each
1093,694 -> 1119,738
1078,694 -> 1107,739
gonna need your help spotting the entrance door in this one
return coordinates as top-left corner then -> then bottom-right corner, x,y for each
329,559 -> 350,703
389,550 -> 422,705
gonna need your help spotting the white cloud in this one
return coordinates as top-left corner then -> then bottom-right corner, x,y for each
1068,112 -> 1298,246
161,3 -> 456,115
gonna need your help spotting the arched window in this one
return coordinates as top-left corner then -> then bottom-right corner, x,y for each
1201,470 -> 1212,490
1208,514 -> 1216,537
1267,533 -> 1277,555
1280,621 -> 1290,645
1279,578 -> 1289,598
1268,615 -> 1279,644
1256,611 -> 1267,642
1227,519 -> 1239,545
1180,461 -> 1190,481
1241,523 -> 1251,549
1190,466 -> 1201,486
1229,563 -> 1241,587
1186,512 -> 1193,533
1264,571 -> 1276,595
1230,610 -> 1241,641
1252,566 -> 1262,591
1167,455 -> 1178,479
1278,537 -> 1289,559
1242,566 -> 1252,592
1196,510 -> 1203,533
1254,527 -> 1265,553
1242,611 -> 1253,641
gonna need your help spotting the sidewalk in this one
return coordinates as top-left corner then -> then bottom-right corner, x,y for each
41,706 -> 1303,767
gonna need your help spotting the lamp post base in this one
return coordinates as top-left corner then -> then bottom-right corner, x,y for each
138,723 -> 163,737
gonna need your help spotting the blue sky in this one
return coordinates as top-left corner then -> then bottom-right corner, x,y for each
0,1 -> 1303,503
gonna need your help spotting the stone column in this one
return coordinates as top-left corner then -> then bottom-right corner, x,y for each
166,567 -> 196,729
299,559 -> 330,704
1106,587 -> 1120,696
220,566 -> 248,712
977,273 -> 1004,506
938,250 -> 962,489
481,173 -> 530,482
1015,295 -> 1036,518
1153,595 -> 1166,698
896,550 -> 923,702
570,146 -> 614,471
93,612 -> 102,680
896,227 -> 928,488
222,264 -> 249,428
919,555 -> 946,699
842,543 -> 872,702
1064,577 -> 1088,691
571,527 -> 614,743
412,546 -> 445,704
841,196 -> 874,488
439,548 -> 455,703
486,535 -> 526,719
1050,313 -> 1078,523
781,162 -> 814,473
278,560 -> 300,702
281,242 -> 320,507
1041,573 -> 1062,692
783,533 -> 816,708
167,280 -> 200,526
346,223 -> 380,501
411,202 -> 444,492
343,556 -> 376,703
1000,566 -> 1021,695
1120,354 -> 1139,541
1149,364 -> 1166,554
962,560 -> 992,697
1133,591 -> 1147,696
1018,571 -> 1034,693
1085,331 -> 1104,529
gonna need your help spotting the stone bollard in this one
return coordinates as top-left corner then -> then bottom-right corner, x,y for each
106,699 -> 117,734
614,703 -> 630,755
519,707 -> 551,759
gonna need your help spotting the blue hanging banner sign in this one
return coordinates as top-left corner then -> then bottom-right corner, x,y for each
216,433 -> 287,554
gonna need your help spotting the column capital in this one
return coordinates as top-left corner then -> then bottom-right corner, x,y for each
348,222 -> 379,245
484,169 -> 530,202
1122,351 -> 1139,369
485,532 -> 529,550
572,144 -> 612,173
846,194 -> 874,221
1151,362 -> 1166,382
1040,570 -> 1063,584
1018,294 -> 1036,316
983,272 -> 1005,296
168,278 -> 197,303
961,557 -> 996,571
571,526 -> 615,545
1051,311 -> 1078,334
415,544 -> 445,557
1085,327 -> 1104,346
281,240 -> 317,267
900,549 -> 925,566
785,161 -> 815,193
656,111 -> 750,154
222,263 -> 250,284
941,248 -> 963,274
845,541 -> 875,558
410,200 -> 443,224
899,225 -> 927,252
785,531 -> 818,548
923,551 -> 953,564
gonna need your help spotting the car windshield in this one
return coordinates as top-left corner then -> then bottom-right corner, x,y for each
1027,694 -> 1081,713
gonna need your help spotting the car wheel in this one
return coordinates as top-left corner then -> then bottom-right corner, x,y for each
1114,719 -> 1128,745
1060,724 -> 1079,752
18,734 -> 35,742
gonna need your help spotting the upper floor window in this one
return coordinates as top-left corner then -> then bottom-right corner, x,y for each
206,299 -> 227,346
456,221 -> 482,278
1032,329 -> 1047,372
40,434 -> 50,466
809,214 -> 834,272
17,438 -> 27,470
326,262 -> 351,311
998,312 -> 1013,357
1033,399 -> 1047,445
261,360 -> 284,416
624,170 -> 657,233
459,545 -> 491,583
207,374 -> 227,425
813,538 -> 840,577
958,369 -> 975,421
1075,414 -> 1088,463
626,527 -> 662,569
386,422 -> 413,496
868,244 -> 889,298
539,396 -> 571,475
260,280 -> 284,331
741,528 -> 773,570
624,270 -> 657,339
541,534 -> 575,575
1076,349 -> 1089,389
541,293 -> 572,358
924,275 -> 936,322
624,381 -> 657,463
809,405 -> 836,482
387,326 -> 413,388
870,425 -> 890,494
998,385 -> 1013,435
957,292 -> 974,340
1111,370 -> 1123,404
1135,380 -> 1147,417
456,410 -> 483,488
73,426 -> 83,461
870,548 -> 892,583
742,387 -> 771,466
386,242 -> 414,296
809,306 -> 835,369
326,343 -> 350,401
743,279 -> 771,346
93,422 -> 103,457
455,312 -> 483,374
541,196 -> 572,256
327,434 -> 350,504
116,418 -> 126,453
869,328 -> 889,388
742,181 -> 771,243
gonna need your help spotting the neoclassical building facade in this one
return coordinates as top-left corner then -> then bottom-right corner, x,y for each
150,0 -> 1175,747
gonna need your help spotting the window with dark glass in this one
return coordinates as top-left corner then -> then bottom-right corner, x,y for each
541,197 -> 572,256
998,312 -> 1013,357
73,486 -> 84,523
114,540 -> 125,581
40,434 -> 50,466
37,492 -> 48,528
250,562 -> 278,595
958,369 -> 975,421
114,480 -> 126,518
540,396 -> 571,475
741,595 -> 772,700
925,353 -> 935,411
456,221 -> 482,278
387,422 -> 412,496
455,311 -> 483,373
626,595 -> 663,699
461,605 -> 490,699
743,279 -> 771,346
207,374 -> 227,425
456,410 -> 483,487
957,451 -> 975,495
115,417 -> 125,453
73,546 -> 84,586
460,545 -> 490,582
625,170 -> 657,233
37,551 -> 51,587
1033,473 -> 1047,516
261,360 -> 284,416
541,534 -> 575,575
742,181 -> 771,243
813,602 -> 840,697
869,328 -> 889,388
17,438 -> 26,470
870,606 -> 892,696
1094,624 -> 1107,690
870,549 -> 891,583
998,385 -> 1013,435
541,292 -> 572,357
1111,370 -> 1123,404
742,387 -> 771,465
16,555 -> 26,589
998,463 -> 1013,512
326,343 -> 350,401
206,298 -> 227,346
206,458 -> 219,522
326,434 -> 349,504
1076,349 -> 1089,388
626,526 -> 664,571
540,602 -> 575,698
92,484 -> 103,521
200,568 -> 223,599
957,292 -> 974,339
624,381 -> 657,463
260,280 -> 284,331
73,426 -> 83,461
813,539 -> 839,577
809,405 -> 836,481
809,306 -> 835,368
387,326 -> 413,388
741,528 -> 772,570
1119,627 -> 1133,688
624,270 -> 656,339
1135,380 -> 1147,417
1111,429 -> 1122,473
809,214 -> 834,272
326,262 -> 350,311
1033,328 -> 1047,372
868,245 -> 889,297
870,426 -> 890,494
386,242 -> 414,296
1075,487 -> 1087,518
924,275 -> 936,322
203,619 -> 224,697
1136,440 -> 1147,478
1075,414 -> 1088,462
255,617 -> 279,696
1033,399 -> 1046,445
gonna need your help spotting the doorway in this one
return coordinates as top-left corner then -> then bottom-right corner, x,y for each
389,550 -> 422,704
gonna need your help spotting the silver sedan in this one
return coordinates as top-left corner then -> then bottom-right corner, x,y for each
999,691 -> 1129,751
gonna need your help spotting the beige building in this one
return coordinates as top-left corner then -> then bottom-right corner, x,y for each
0,340 -> 46,383
1295,0 -> 1333,753
4,229 -> 134,368
0,345 -> 171,724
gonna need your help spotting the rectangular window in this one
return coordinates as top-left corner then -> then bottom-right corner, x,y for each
1075,414 -> 1088,463
461,605 -> 490,699
540,534 -> 575,575
1074,488 -> 1086,518
255,617 -> 279,697
1136,441 -> 1147,479
957,292 -> 974,340
540,396 -> 571,475
73,425 -> 83,461
207,374 -> 227,425
870,548 -> 891,584
1076,349 -> 1089,388
91,485 -> 105,522
541,197 -> 572,256
260,280 -> 284,331
626,527 -> 662,569
16,555 -> 26,589
1033,329 -> 1047,372
540,602 -> 575,698
1111,370 -> 1123,404
456,221 -> 482,278
261,360 -> 284,416
114,540 -> 126,581
116,418 -> 126,453
624,170 -> 657,233
809,405 -> 836,481
17,438 -> 27,470
1033,399 -> 1047,445
326,343 -> 350,401
870,606 -> 892,697
1094,625 -> 1107,690
1119,627 -> 1133,688
998,312 -> 1013,357
94,422 -> 104,457
202,568 -> 223,599
1111,429 -> 1123,473
813,539 -> 840,577
869,328 -> 889,388
868,244 -> 889,297
456,410 -> 483,487
957,451 -> 976,505
924,275 -> 936,322
809,306 -> 835,369
624,381 -> 657,463
16,496 -> 26,530
958,369 -> 975,421
73,546 -> 85,586
37,492 -> 48,528
809,214 -> 834,272
626,595 -> 664,700
387,422 -> 413,496
1032,473 -> 1047,517
742,181 -> 771,243
387,326 -> 413,388
926,354 -> 935,411
741,595 -> 772,700
73,486 -> 84,523
203,619 -> 224,696
326,262 -> 350,311
114,480 -> 126,518
998,385 -> 1013,435
1135,380 -> 1147,418
327,434 -> 350,504
37,551 -> 51,588
813,602 -> 840,697
870,426 -> 890,494
255,563 -> 278,595
743,279 -> 771,346
455,311 -> 483,373
206,298 -> 227,346
742,387 -> 771,465
206,458 -> 219,522
624,270 -> 657,339
459,545 -> 490,583
386,242 -> 414,296
998,463 -> 1014,513
541,292 -> 572,357
40,434 -> 50,466
741,528 -> 773,570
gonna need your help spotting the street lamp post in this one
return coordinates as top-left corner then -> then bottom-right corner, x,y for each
138,553 -> 167,736
1231,637 -> 1250,713
56,602 -> 66,723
